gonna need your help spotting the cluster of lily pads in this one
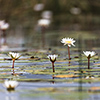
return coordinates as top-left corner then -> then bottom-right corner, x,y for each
3,37 -> 96,91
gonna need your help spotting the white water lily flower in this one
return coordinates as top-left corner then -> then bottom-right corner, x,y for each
9,52 -> 21,60
38,19 -> 50,27
83,51 -> 95,58
1,23 -> 9,30
3,80 -> 19,89
0,20 -> 5,27
85,76 -> 94,79
61,37 -> 75,47
47,54 -> 58,62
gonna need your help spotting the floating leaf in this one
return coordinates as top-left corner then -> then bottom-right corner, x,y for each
37,87 -> 56,92
89,87 -> 100,91
54,74 -> 78,78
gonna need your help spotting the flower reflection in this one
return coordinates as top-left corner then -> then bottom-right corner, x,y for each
52,75 -> 55,84
5,94 -> 19,100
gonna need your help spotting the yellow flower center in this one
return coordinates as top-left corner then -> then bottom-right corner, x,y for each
66,41 -> 71,44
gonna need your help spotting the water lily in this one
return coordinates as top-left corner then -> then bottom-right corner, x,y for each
83,51 -> 95,58
0,21 -> 9,45
61,37 -> 75,47
38,19 -> 50,27
85,76 -> 94,79
0,20 -> 5,27
38,19 -> 50,48
47,54 -> 58,72
9,52 -> 21,60
0,23 -> 9,30
8,52 -> 21,69
47,54 -> 58,62
61,37 -> 75,60
3,80 -> 19,90
83,51 -> 96,69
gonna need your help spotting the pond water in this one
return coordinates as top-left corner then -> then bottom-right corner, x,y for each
0,49 -> 100,100
1,81 -> 100,100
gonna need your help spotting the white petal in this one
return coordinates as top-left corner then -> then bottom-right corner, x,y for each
68,44 -> 71,47
4,80 -> 19,88
61,37 -> 75,47
8,52 -> 21,59
83,51 -> 95,57
47,54 -> 58,61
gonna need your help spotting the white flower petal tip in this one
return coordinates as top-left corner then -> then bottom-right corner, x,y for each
83,51 -> 96,58
9,52 -> 21,60
3,80 -> 19,90
61,37 -> 75,47
47,54 -> 58,62
85,76 -> 94,79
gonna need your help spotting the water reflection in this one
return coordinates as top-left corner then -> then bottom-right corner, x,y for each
12,68 -> 15,75
5,94 -> 18,100
51,75 -> 55,84
68,60 -> 71,66
7,89 -> 15,92
2,90 -> 19,100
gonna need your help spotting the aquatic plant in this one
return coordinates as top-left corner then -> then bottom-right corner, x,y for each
61,37 -> 75,60
0,21 -> 9,45
8,52 -> 21,69
38,19 -> 50,48
47,54 -> 58,72
83,51 -> 95,69
3,80 -> 19,91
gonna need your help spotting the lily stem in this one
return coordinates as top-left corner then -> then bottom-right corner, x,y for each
88,57 -> 90,69
12,68 -> 15,75
2,30 -> 6,45
52,75 -> 55,84
41,26 -> 45,48
12,59 -> 15,68
52,62 -> 55,72
68,45 -> 71,60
